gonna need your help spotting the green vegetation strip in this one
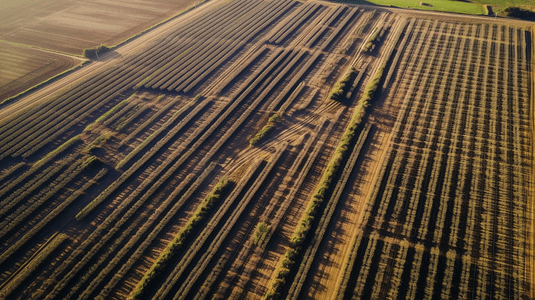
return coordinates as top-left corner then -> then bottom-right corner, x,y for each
33,135 -> 81,165
250,114 -> 282,145
129,177 -> 229,300
335,0 -> 484,15
329,67 -> 358,101
0,233 -> 69,299
264,65 -> 385,300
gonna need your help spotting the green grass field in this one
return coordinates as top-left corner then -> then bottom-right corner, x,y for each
472,0 -> 535,13
336,0 -> 535,15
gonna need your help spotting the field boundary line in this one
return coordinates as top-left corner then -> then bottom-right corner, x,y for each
530,24 -> 535,300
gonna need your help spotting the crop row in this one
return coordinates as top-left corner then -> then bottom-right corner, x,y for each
287,123 -> 371,299
193,49 -> 299,168
120,95 -> 182,145
0,0 -> 272,161
0,135 -> 79,202
381,19 -> 416,90
0,168 -> 107,267
264,64 -> 386,299
75,97 -> 205,220
277,81 -> 305,114
116,95 -> 205,169
147,159 -> 263,300
324,6 -> 346,27
96,93 -> 138,127
147,0 -> 294,93
0,155 -> 96,240
268,51 -> 321,112
320,8 -> 358,52
126,163 -> 223,300
0,233 -> 69,299
182,2 -> 297,93
168,144 -> 287,300
87,172 -> 195,300
221,119 -> 330,298
143,0 -> 270,89
212,46 -> 268,95
102,99 -> 140,128
272,3 -> 321,45
0,162 -> 26,185
39,100 -> 216,299
0,155 -> 77,220
114,102 -> 150,131
267,2 -> 317,44
350,19 -> 530,298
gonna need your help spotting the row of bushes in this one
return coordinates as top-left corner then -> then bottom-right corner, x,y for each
250,114 -> 282,145
152,160 -> 263,300
93,173 -> 196,300
329,67 -> 358,101
363,23 -> 389,53
288,124 -> 371,299
129,177 -> 229,300
83,44 -> 111,59
179,144 -> 287,300
264,65 -> 386,299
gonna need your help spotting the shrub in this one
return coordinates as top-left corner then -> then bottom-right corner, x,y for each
329,67 -> 357,101
503,7 -> 535,20
83,44 -> 111,59
129,178 -> 229,300
264,65 -> 387,300
250,114 -> 282,145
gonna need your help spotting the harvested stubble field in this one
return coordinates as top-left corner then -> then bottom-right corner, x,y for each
0,41 -> 83,102
0,0 -> 533,299
0,0 -> 198,104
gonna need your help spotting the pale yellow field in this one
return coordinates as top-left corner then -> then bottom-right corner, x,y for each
0,0 -> 197,55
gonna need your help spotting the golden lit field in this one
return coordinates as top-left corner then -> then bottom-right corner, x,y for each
0,0 -> 197,103
0,41 -> 83,102
0,0 -> 198,55
0,0 -> 533,299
